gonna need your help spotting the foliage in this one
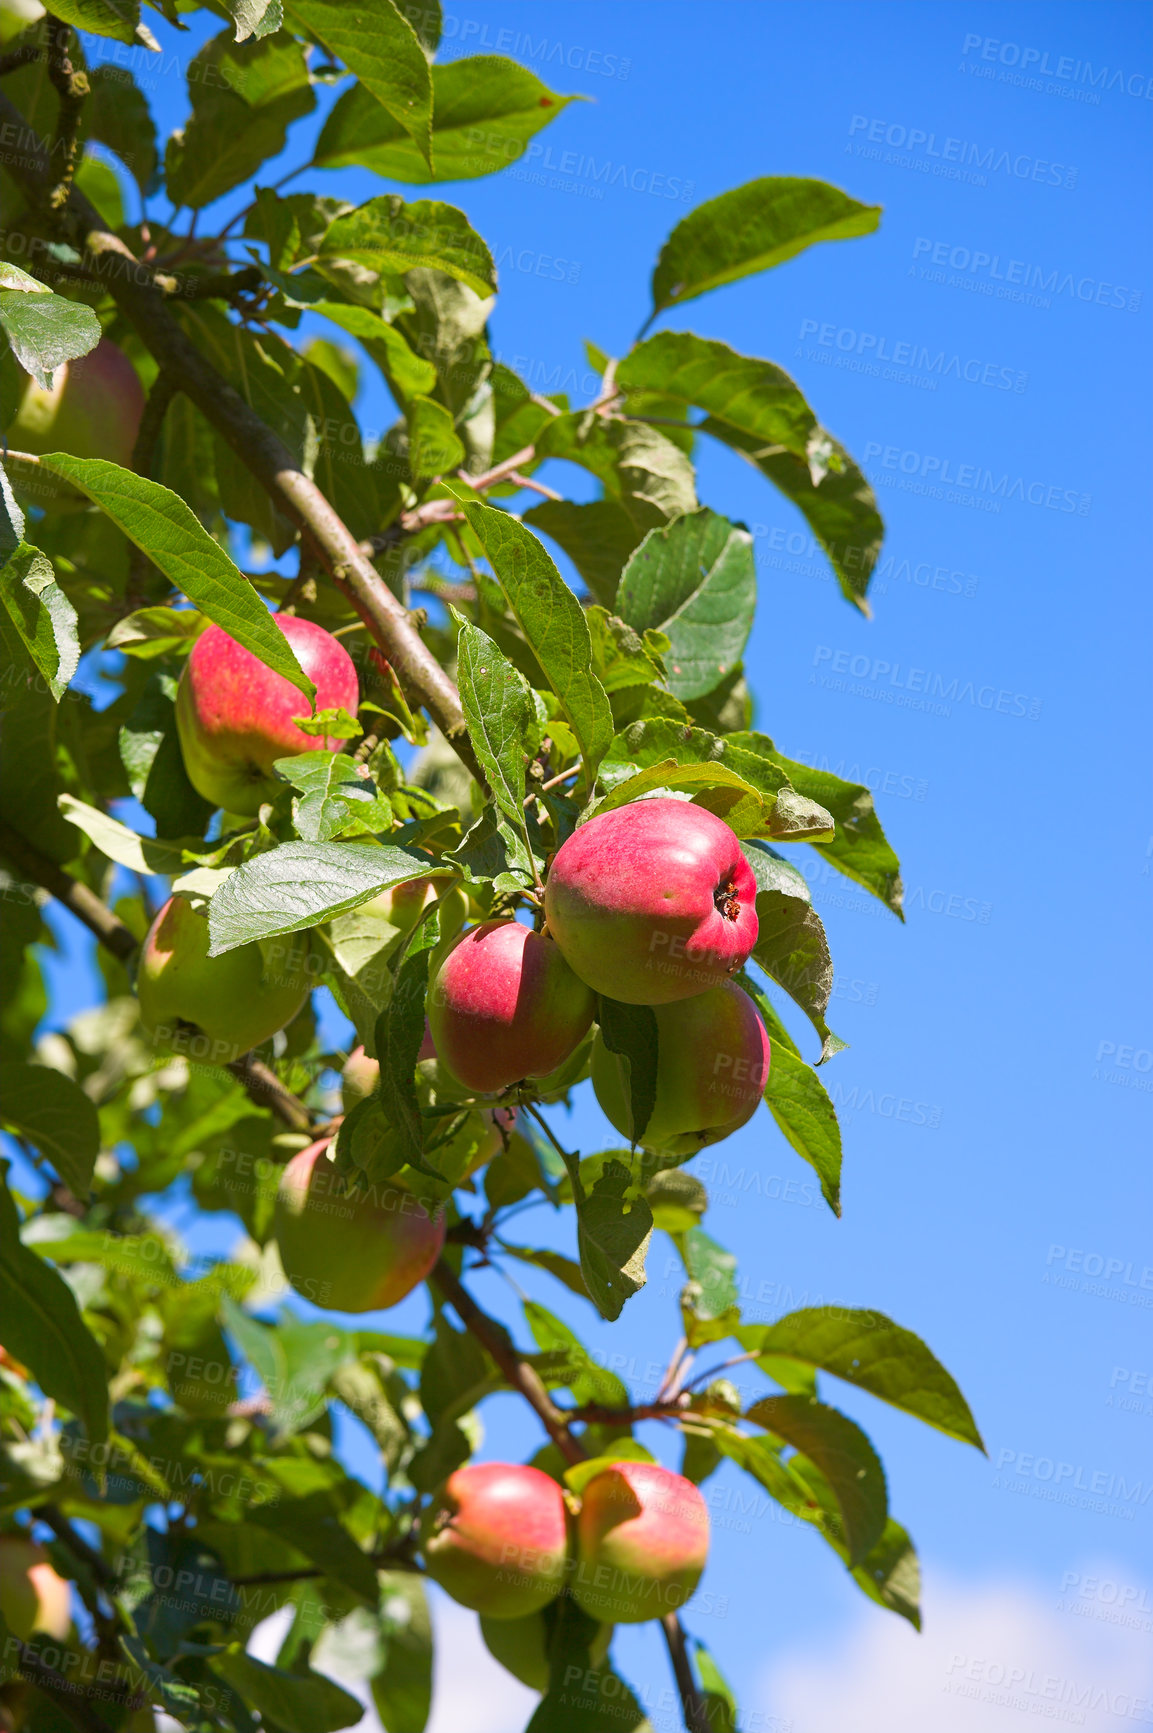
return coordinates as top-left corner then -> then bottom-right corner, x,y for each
0,6 -> 981,1731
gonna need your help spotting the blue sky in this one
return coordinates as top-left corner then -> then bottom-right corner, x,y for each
20,1 -> 1153,1727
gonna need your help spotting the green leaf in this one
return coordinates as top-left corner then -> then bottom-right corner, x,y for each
523,1300 -> 629,1409
373,902 -> 442,1175
457,499 -> 613,788
33,456 -> 315,701
757,743 -> 904,917
615,509 -> 756,702
223,0 -> 284,41
645,1168 -> 707,1234
210,1646 -> 363,1733
406,394 -> 465,481
742,839 -> 841,1060
596,717 -> 790,837
207,840 -> 440,953
736,967 -> 841,1214
58,794 -> 186,877
372,1571 -> 432,1733
720,421 -> 884,616
310,301 -> 438,403
36,0 -> 140,41
498,1243 -> 590,1303
846,1516 -> 921,1629
250,1494 -> 378,1599
0,1062 -> 99,1196
318,197 -> 496,299
0,1164 -> 108,1443
572,1157 -> 653,1322
694,1640 -> 738,1733
650,177 -> 882,320
86,65 -> 159,194
678,1225 -> 738,1339
522,498 -> 642,609
286,0 -> 433,167
0,273 -> 101,390
453,610 -> 539,835
316,55 -> 575,182
616,332 -> 882,613
595,997 -> 658,1145
0,542 -> 80,702
744,1307 -> 984,1449
535,414 -> 697,537
165,30 -> 315,210
274,751 -> 388,843
744,1393 -> 887,1566
420,1313 -> 490,1429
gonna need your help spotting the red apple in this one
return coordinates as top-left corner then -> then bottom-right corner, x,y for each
592,979 -> 770,1156
427,921 -> 595,1095
0,1535 -> 72,1641
274,1137 -> 444,1312
421,1462 -> 569,1618
137,896 -> 312,1064
175,615 -> 360,814
8,337 -> 144,510
573,1462 -> 709,1623
544,798 -> 758,1004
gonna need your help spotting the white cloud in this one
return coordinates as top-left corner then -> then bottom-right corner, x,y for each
755,1571 -> 1153,1733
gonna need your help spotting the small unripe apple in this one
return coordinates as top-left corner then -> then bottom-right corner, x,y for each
573,1462 -> 709,1624
8,338 -> 145,511
544,798 -> 758,1004
275,1136 -> 444,1312
137,896 -> 312,1064
593,979 -> 769,1157
421,1462 -> 569,1619
0,1535 -> 72,1641
480,1606 -> 611,1691
175,615 -> 360,815
427,921 -> 595,1095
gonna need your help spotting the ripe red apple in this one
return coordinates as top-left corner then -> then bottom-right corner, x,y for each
592,980 -> 770,1157
544,798 -> 758,1004
8,338 -> 145,510
421,1462 -> 569,1619
573,1461 -> 709,1624
0,1535 -> 72,1641
137,896 -> 312,1064
427,921 -> 595,1095
274,1136 -> 444,1312
480,1607 -> 611,1690
175,615 -> 360,814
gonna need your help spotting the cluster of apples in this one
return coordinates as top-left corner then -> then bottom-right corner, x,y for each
433,793 -> 769,1157
422,1457 -> 710,1678
133,609 -> 770,1318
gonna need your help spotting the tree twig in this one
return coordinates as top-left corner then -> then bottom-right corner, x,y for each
661,1614 -> 712,1733
44,19 -> 87,212
0,88 -> 480,787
